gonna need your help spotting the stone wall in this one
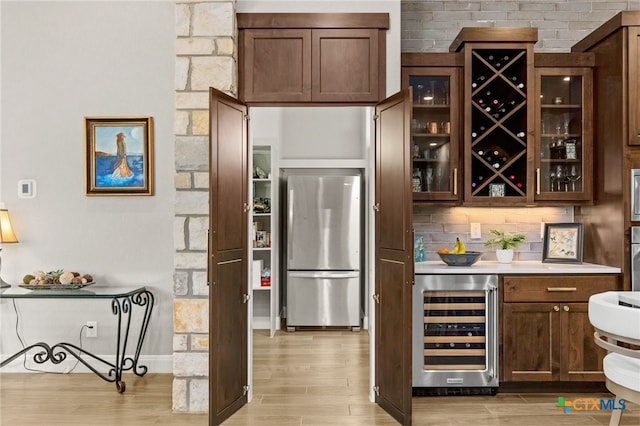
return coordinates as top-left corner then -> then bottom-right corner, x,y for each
173,0 -> 237,413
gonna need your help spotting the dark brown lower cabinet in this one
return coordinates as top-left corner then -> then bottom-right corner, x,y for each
501,275 -> 621,383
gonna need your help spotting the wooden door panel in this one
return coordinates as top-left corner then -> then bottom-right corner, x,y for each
375,89 -> 412,425
502,303 -> 557,381
242,29 -> 311,102
216,103 -> 248,252
214,259 -> 247,409
377,95 -> 409,252
561,303 -> 605,381
376,258 -> 405,415
209,88 -> 248,426
312,29 -> 378,102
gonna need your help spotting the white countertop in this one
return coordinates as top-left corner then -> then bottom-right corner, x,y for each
415,260 -> 621,275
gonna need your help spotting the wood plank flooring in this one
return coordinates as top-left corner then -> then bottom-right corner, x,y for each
1,329 -> 638,425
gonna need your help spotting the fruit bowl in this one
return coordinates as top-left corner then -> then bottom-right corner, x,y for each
437,251 -> 482,266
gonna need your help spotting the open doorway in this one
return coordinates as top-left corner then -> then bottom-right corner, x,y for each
246,106 -> 377,403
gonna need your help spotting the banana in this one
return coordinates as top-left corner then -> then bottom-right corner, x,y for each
450,238 -> 459,254
457,238 -> 466,254
449,238 -> 466,254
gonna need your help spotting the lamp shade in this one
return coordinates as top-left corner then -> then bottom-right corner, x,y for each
0,209 -> 18,243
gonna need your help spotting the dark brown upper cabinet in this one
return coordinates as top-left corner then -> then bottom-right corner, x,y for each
238,13 -> 389,104
401,53 -> 464,204
241,29 -> 311,103
450,28 -> 538,206
573,11 -> 640,147
533,54 -> 594,205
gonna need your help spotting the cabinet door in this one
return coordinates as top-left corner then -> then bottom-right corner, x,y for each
311,29 -> 379,102
502,303 -> 559,381
560,303 -> 606,381
465,44 -> 534,204
534,68 -> 593,202
629,27 -> 640,146
241,29 -> 311,102
208,88 -> 248,424
402,67 -> 461,202
374,89 -> 413,425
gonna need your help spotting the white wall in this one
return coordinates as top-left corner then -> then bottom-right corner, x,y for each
237,0 -> 401,96
0,1 -> 175,372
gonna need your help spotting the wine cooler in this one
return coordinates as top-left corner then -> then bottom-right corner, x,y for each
413,274 -> 498,394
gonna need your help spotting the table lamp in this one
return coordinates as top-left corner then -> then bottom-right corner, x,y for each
0,208 -> 19,288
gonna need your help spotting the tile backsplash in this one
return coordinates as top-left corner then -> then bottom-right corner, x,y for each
413,205 -> 573,261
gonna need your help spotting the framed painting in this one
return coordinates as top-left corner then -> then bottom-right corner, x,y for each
542,222 -> 583,263
85,116 -> 154,196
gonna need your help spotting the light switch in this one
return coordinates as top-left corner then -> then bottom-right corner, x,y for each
470,223 -> 481,239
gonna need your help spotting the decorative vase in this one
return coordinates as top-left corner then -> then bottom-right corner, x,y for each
496,249 -> 514,264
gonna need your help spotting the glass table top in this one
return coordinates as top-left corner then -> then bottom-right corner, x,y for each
0,283 -> 146,299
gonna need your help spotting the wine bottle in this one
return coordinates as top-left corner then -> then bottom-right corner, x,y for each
471,75 -> 486,88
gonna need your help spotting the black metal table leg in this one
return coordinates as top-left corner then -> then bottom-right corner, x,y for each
111,289 -> 154,393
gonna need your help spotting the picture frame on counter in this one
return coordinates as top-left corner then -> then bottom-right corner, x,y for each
542,222 -> 583,263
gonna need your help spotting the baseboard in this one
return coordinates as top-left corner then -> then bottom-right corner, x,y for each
253,316 -> 270,329
0,354 -> 173,373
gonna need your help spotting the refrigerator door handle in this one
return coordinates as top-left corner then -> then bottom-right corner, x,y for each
288,188 -> 294,263
288,271 -> 360,279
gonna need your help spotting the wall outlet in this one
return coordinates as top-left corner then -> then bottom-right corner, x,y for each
470,223 -> 481,239
86,321 -> 98,338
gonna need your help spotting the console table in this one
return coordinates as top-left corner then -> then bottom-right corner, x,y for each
0,285 -> 154,393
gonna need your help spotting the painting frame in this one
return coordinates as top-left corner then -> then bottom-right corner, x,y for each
542,222 -> 583,263
85,116 -> 154,196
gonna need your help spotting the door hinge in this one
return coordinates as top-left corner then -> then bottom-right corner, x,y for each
373,385 -> 380,396
373,114 -> 379,121
243,385 -> 249,396
242,294 -> 251,303
372,203 -> 380,212
372,294 -> 380,304
244,113 -> 250,121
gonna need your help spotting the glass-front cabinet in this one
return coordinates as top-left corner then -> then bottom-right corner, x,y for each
402,67 -> 460,202
534,67 -> 592,202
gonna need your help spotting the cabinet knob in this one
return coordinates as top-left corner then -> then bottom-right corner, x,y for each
563,305 -> 570,312
553,305 -> 560,312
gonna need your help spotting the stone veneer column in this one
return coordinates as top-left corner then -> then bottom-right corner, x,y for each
173,0 -> 237,412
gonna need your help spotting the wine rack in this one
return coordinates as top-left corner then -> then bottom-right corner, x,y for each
421,291 -> 488,370
468,48 -> 530,201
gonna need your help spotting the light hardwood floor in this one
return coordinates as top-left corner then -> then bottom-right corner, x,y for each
1,330 -> 638,425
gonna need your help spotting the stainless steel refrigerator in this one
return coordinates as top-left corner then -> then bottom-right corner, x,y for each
285,172 -> 361,328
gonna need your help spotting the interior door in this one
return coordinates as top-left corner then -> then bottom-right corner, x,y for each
374,88 -> 413,425
209,88 -> 249,425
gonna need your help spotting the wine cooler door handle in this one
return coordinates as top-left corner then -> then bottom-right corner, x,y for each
453,168 -> 458,196
536,168 -> 541,195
